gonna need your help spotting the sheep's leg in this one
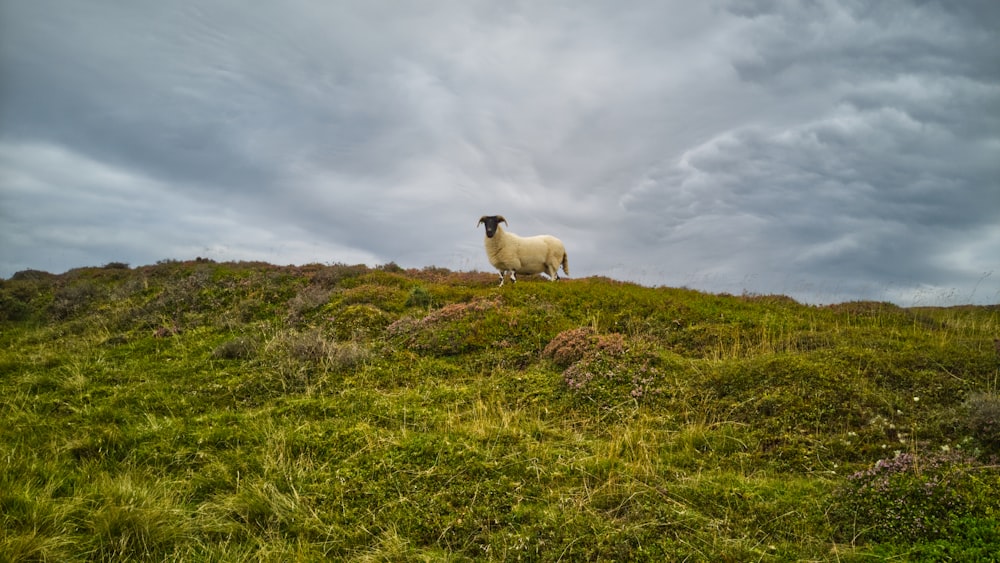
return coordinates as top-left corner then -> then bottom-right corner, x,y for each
498,271 -> 506,287
510,271 -> 517,284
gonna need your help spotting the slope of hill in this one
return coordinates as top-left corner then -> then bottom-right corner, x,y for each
2,260 -> 999,560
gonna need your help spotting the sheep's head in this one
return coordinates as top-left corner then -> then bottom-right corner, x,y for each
477,215 -> 507,238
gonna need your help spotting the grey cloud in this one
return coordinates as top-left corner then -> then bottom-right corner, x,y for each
621,100 -> 998,298
728,0 -> 1000,84
2,0 -> 998,305
608,0 -> 1000,302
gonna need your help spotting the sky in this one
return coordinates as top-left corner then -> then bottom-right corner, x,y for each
1,1 -> 998,306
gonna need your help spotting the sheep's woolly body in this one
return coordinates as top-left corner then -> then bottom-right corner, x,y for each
485,228 -> 567,277
478,216 -> 568,286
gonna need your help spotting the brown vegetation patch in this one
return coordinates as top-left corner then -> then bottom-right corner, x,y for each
826,301 -> 903,316
386,297 -> 501,338
542,327 -> 627,368
739,293 -> 800,305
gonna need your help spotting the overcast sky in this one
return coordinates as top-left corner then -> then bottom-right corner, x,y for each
2,1 -> 998,305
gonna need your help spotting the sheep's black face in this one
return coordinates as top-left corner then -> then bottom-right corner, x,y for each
483,217 -> 499,238
478,215 -> 505,238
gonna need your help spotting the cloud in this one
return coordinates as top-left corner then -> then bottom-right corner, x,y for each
0,142 -> 379,273
1,0 -> 998,305
620,96 -> 999,301
610,0 -> 1000,302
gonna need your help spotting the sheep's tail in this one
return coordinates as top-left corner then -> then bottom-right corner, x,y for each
561,251 -> 569,276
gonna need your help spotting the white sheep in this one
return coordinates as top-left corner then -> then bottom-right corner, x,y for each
477,215 -> 569,286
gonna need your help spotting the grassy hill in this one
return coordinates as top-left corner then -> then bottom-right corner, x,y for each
2,260 -> 999,561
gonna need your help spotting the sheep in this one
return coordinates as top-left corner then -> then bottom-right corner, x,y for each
477,215 -> 569,286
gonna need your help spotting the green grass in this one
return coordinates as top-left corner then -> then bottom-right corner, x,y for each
2,260 -> 999,560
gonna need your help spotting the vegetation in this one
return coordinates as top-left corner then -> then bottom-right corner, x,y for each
1,259 -> 998,561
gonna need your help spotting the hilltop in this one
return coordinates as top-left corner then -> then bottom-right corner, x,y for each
2,260 -> 999,560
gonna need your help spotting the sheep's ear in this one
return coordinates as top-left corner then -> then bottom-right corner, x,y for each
496,215 -> 507,225
477,216 -> 487,226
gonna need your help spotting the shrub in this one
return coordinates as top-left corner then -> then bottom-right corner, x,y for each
831,450 -> 1000,544
328,304 -> 393,340
825,301 -> 904,317
286,286 -> 331,324
49,281 -> 104,320
963,392 -> 1000,455
543,327 -> 626,368
329,341 -> 370,371
339,284 -> 410,312
0,289 -> 33,321
272,330 -> 370,371
10,269 -> 55,281
546,330 -> 674,409
560,350 -> 667,407
1,275 -> 56,321
405,286 -> 434,308
282,330 -> 329,362
310,263 -> 369,288
211,338 -> 256,360
543,327 -> 597,367
385,298 -> 503,355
